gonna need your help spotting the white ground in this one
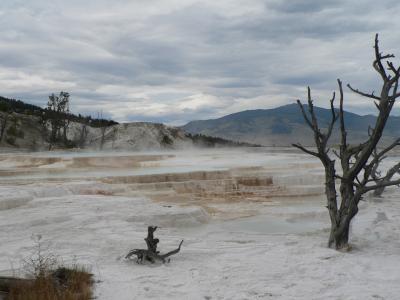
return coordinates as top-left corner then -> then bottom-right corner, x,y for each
0,148 -> 400,299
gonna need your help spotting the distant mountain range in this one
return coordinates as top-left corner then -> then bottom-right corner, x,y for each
182,103 -> 400,146
3,94 -> 399,149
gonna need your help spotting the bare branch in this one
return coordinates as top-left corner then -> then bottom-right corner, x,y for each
332,149 -> 340,159
306,88 -> 324,143
387,61 -> 398,74
361,178 -> 400,194
390,67 -> 400,99
292,143 -> 320,157
347,84 -> 381,101
325,92 -> 338,142
338,79 -> 346,149
296,99 -> 314,130
373,138 -> 400,161
373,33 -> 389,80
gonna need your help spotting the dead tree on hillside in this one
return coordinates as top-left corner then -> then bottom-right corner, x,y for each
97,111 -> 108,150
125,226 -> 183,263
100,125 -> 107,150
78,123 -> 89,148
293,34 -> 400,250
111,126 -> 118,149
0,112 -> 11,143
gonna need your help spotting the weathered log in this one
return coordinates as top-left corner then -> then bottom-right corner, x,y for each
126,226 -> 184,263
126,240 -> 184,264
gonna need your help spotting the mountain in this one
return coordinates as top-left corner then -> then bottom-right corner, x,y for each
182,103 -> 400,146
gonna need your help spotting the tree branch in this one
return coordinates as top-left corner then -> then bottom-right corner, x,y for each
373,33 -> 389,81
347,84 -> 381,101
292,143 -> 320,157
296,99 -> 314,130
361,178 -> 400,194
325,91 -> 338,142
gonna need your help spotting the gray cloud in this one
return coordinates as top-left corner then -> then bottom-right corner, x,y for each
1,0 -> 400,125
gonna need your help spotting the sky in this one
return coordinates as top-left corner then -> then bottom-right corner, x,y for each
1,0 -> 400,125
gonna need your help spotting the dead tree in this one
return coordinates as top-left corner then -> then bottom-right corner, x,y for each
44,92 -> 70,148
126,226 -> 183,263
0,112 -> 10,142
78,123 -> 88,148
100,125 -> 107,150
111,126 -> 118,149
97,111 -> 108,150
293,34 -> 400,250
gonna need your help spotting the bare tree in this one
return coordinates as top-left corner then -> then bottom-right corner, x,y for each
78,123 -> 89,148
293,34 -> 400,250
0,112 -> 11,143
111,126 -> 118,149
45,92 -> 70,148
97,111 -> 110,150
100,125 -> 107,150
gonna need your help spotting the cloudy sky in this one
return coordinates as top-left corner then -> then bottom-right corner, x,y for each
1,0 -> 400,124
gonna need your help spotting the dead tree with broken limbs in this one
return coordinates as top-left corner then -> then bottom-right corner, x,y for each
126,226 -> 183,263
293,34 -> 400,250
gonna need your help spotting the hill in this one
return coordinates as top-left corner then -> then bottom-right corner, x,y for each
0,96 -> 257,151
182,103 -> 400,146
0,95 -> 118,128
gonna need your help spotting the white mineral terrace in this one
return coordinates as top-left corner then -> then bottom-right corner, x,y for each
0,148 -> 399,299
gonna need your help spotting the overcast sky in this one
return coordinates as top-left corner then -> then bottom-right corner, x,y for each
1,0 -> 400,124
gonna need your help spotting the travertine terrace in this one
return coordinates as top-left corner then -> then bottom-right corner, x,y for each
0,148 -> 324,219
1,148 -> 399,299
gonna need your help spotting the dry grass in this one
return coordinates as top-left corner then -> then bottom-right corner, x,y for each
6,265 -> 93,300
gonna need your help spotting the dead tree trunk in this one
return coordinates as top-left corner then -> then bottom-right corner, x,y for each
293,34 -> 400,250
78,123 -> 88,148
126,226 -> 183,263
0,114 -> 9,142
144,225 -> 160,257
62,118 -> 70,145
100,125 -> 106,150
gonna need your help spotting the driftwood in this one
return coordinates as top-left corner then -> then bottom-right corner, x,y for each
126,226 -> 183,264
